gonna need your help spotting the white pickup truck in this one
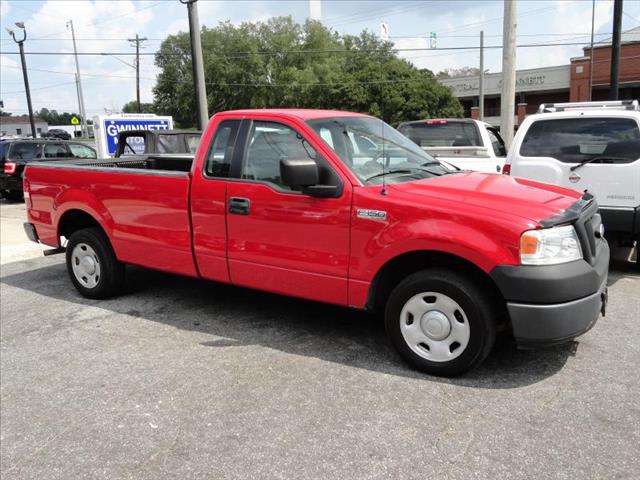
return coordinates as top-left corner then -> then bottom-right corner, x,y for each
398,118 -> 507,173
504,100 -> 640,267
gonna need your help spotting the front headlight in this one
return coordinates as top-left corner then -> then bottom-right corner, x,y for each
520,225 -> 583,265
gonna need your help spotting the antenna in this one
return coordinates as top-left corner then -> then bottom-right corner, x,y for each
380,115 -> 387,196
378,49 -> 387,196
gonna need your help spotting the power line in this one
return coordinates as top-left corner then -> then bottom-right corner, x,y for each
2,52 -> 640,93
328,2 -> 448,28
2,31 -> 616,44
323,1 -> 429,26
1,80 -> 79,95
0,40 -> 620,58
437,5 -> 557,35
7,52 -> 639,95
391,32 -> 612,39
5,1 -> 165,43
1,64 -> 155,80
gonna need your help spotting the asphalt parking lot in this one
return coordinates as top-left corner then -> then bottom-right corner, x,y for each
1,199 -> 639,480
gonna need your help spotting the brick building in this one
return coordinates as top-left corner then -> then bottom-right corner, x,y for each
438,26 -> 640,128
570,26 -> 640,102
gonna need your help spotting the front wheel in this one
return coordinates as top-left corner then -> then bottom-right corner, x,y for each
66,227 -> 125,299
385,268 -> 496,376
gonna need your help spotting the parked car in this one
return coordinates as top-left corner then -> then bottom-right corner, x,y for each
0,139 -> 96,200
23,109 -> 608,376
398,118 -> 507,173
115,129 -> 201,157
42,128 -> 72,140
504,100 -> 639,267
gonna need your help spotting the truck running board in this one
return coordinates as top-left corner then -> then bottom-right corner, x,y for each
43,247 -> 66,256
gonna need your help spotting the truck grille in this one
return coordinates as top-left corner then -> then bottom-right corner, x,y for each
574,198 -> 600,265
540,192 -> 602,266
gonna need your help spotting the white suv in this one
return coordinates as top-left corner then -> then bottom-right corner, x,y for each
505,100 -> 640,265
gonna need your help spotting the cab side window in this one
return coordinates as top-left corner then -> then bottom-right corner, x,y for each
242,121 -> 318,190
44,143 -> 69,158
8,142 -> 39,160
204,120 -> 240,178
69,143 -> 97,159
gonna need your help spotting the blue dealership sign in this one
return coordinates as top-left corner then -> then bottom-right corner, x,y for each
93,114 -> 174,157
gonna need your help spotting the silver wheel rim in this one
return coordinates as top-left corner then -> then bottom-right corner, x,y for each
71,243 -> 101,289
399,292 -> 471,363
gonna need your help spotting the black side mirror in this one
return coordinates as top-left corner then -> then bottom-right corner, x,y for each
280,159 -> 340,198
280,159 -> 319,187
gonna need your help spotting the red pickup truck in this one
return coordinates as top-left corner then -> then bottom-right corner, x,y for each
23,109 -> 609,376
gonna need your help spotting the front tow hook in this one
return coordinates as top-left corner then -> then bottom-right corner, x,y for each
601,288 -> 608,316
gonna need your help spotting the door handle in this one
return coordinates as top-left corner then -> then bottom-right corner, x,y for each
228,197 -> 250,215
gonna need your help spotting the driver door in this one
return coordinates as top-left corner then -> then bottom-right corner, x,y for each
226,119 -> 352,305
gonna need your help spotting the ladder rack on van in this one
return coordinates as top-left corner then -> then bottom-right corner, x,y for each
537,100 -> 639,113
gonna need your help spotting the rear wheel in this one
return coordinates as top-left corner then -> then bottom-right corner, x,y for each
66,228 -> 124,299
385,268 -> 496,376
5,190 -> 23,201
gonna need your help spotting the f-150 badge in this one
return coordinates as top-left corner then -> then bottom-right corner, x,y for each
357,209 -> 387,221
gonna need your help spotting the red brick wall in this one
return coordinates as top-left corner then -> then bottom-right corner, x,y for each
570,43 -> 640,101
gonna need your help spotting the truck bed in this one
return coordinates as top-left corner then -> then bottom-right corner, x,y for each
36,154 -> 194,174
25,154 -> 197,276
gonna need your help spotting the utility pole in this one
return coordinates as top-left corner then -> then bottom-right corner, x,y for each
67,20 -> 88,137
128,34 -> 147,112
500,0 -> 517,148
74,73 -> 82,137
479,30 -> 484,121
181,0 -> 208,129
7,23 -> 36,137
588,0 -> 595,101
309,0 -> 321,20
609,0 -> 623,100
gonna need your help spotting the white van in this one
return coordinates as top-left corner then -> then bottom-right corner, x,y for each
505,100 -> 640,265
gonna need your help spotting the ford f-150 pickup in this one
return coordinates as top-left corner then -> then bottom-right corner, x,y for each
22,109 -> 609,376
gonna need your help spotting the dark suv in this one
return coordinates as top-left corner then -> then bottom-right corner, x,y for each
0,139 -> 96,200
42,128 -> 72,140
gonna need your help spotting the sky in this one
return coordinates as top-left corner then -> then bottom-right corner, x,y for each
1,0 -> 639,119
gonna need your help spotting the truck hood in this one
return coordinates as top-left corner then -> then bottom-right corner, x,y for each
388,172 -> 582,223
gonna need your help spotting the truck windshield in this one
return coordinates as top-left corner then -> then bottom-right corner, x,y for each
398,121 -> 481,147
307,116 -> 450,184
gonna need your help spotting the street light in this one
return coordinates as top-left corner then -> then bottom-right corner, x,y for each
7,22 -> 36,138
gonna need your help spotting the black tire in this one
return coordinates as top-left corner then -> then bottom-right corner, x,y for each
65,227 -> 125,299
5,190 -> 24,201
385,268 -> 496,377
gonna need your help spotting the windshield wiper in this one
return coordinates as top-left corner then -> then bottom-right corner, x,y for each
365,169 -> 416,182
365,167 -> 443,183
421,160 -> 460,174
570,156 -> 630,171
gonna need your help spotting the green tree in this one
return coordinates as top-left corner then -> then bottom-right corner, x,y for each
35,108 -> 83,125
153,17 -> 462,127
436,67 -> 484,79
121,101 -> 155,113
